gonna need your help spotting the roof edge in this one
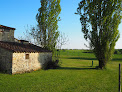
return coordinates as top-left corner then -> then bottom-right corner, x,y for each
0,25 -> 16,30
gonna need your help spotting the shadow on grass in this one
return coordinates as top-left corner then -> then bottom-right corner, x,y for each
112,58 -> 122,61
82,52 -> 93,53
62,57 -> 122,62
66,57 -> 97,60
57,67 -> 97,70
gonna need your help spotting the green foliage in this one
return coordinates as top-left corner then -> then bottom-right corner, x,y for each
120,49 -> 122,54
76,0 -> 122,69
114,49 -> 122,54
36,0 -> 61,52
43,60 -> 60,70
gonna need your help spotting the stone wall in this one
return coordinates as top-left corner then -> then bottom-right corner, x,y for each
12,52 -> 52,74
0,29 -> 3,41
0,48 -> 12,74
0,29 -> 14,42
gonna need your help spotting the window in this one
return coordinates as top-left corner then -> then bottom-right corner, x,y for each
25,54 -> 29,59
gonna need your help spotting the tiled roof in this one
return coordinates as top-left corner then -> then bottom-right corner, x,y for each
0,25 -> 16,30
0,41 -> 51,53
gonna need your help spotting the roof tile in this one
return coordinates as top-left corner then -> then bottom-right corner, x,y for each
0,25 -> 16,30
0,41 -> 51,53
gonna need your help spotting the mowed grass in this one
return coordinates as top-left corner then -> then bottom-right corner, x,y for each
0,50 -> 122,92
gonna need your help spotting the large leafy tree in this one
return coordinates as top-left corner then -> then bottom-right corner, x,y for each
76,0 -> 122,69
36,0 -> 61,52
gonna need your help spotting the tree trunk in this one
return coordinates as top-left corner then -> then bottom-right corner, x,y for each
44,29 -> 46,46
99,60 -> 106,69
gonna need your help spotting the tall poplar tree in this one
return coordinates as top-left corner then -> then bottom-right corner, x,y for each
76,0 -> 122,69
36,0 -> 61,52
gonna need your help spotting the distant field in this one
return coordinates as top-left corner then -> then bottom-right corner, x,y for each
59,49 -> 122,61
0,50 -> 122,92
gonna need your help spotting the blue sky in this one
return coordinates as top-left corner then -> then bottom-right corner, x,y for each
0,0 -> 122,49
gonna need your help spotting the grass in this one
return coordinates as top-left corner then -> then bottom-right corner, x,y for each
0,50 -> 122,92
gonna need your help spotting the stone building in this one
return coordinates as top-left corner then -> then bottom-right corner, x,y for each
0,25 -> 52,74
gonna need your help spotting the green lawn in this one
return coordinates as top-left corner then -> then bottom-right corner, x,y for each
0,50 -> 122,92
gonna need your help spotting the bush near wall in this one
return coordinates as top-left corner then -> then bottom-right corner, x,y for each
114,49 -> 122,54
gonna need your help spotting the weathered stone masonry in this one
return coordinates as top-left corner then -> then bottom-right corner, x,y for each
0,49 -> 52,74
12,52 -> 52,74
0,48 -> 12,73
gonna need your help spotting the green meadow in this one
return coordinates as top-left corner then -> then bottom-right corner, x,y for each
0,50 -> 122,92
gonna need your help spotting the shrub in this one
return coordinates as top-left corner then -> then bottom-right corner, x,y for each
119,49 -> 122,54
114,50 -> 121,54
43,60 -> 60,70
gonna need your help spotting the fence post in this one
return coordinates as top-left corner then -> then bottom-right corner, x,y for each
119,64 -> 121,92
92,61 -> 93,67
